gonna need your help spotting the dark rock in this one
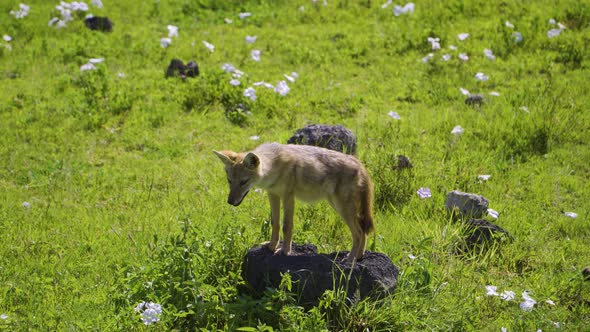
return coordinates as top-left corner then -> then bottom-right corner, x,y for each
242,242 -> 399,306
287,124 -> 357,155
185,61 -> 200,77
395,155 -> 413,171
165,59 -> 200,79
445,190 -> 489,219
465,94 -> 485,106
583,267 -> 590,281
84,16 -> 113,32
463,219 -> 512,246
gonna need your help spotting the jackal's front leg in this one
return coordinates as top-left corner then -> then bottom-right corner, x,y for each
280,194 -> 295,256
262,193 -> 281,252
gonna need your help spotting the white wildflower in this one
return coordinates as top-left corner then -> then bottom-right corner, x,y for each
393,2 -> 414,16
512,32 -> 523,43
500,290 -> 515,301
388,111 -> 401,120
251,49 -> 261,62
0,314 -> 8,320
89,58 -> 104,64
449,45 -> 458,50
49,17 -> 59,26
245,35 -> 257,44
475,72 -> 489,82
486,285 -> 499,296
250,135 -> 260,141
239,12 -> 252,19
134,302 -> 146,312
284,74 -> 295,82
520,291 -> 537,311
254,81 -> 274,89
442,54 -> 451,61
244,87 -> 257,101
487,208 -> 499,219
564,212 -> 577,219
167,25 -> 178,38
222,63 -> 236,73
22,201 -> 31,209
546,299 -> 556,306
457,33 -> 469,41
274,80 -> 290,96
484,49 -> 496,60
489,91 -> 500,97
547,29 -> 562,38
422,53 -> 434,63
451,125 -> 464,135
381,0 -> 392,9
417,187 -> 431,199
160,37 -> 172,48
203,41 -> 215,52
117,72 -> 125,78
232,69 -> 244,79
91,0 -> 103,8
478,174 -> 491,181
458,53 -> 469,61
230,79 -> 241,86
459,87 -> 470,96
80,63 -> 96,71
519,106 -> 530,113
3,35 -> 12,42
427,37 -> 440,50
549,18 -> 556,25
139,302 -> 162,325
501,327 -> 507,332
505,21 -> 514,28
224,18 -> 233,24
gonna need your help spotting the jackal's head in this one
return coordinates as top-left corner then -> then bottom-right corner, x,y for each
213,150 -> 260,207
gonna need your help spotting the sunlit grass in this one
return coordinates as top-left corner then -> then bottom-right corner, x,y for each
1,0 -> 589,330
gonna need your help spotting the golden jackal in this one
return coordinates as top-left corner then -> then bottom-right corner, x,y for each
213,142 -> 374,262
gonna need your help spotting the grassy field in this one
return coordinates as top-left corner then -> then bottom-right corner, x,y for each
1,0 -> 589,330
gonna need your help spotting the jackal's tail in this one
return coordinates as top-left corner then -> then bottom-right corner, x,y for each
359,176 -> 374,234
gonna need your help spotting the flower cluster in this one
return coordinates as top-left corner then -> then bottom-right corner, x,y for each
134,301 -> 162,325
80,58 -> 104,71
1,35 -> 12,51
48,1 -> 100,29
10,3 -> 30,19
486,286 -> 555,313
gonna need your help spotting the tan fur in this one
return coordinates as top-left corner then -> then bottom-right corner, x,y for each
213,142 -> 374,262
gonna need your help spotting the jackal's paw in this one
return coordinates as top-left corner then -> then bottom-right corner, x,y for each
276,247 -> 291,256
261,241 -> 278,251
344,253 -> 358,264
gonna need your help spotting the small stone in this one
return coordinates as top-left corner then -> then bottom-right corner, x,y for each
84,16 -> 113,32
463,219 -> 512,246
445,190 -> 489,219
165,59 -> 199,79
465,94 -> 485,106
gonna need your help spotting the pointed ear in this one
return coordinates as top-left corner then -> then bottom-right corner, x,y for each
213,150 -> 235,166
243,152 -> 260,169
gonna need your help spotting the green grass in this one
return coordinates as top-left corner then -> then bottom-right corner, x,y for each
1,0 -> 589,330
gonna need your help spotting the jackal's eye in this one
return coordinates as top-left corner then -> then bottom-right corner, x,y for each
239,179 -> 248,186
